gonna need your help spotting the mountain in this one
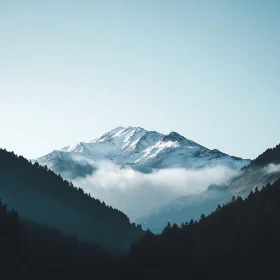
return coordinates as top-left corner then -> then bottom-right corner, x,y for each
138,144 -> 280,233
0,148 -> 143,253
36,126 -> 250,180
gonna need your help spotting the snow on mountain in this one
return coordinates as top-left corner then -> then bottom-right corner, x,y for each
36,126 -> 250,180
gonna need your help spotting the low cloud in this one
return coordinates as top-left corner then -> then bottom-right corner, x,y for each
73,161 -> 239,221
264,163 -> 280,174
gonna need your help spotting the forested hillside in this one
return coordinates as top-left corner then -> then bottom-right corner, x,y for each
1,150 -> 280,278
0,149 -> 143,253
130,178 -> 280,259
0,198 -> 117,276
246,143 -> 280,168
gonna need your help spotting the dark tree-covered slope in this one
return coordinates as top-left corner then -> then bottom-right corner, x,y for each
228,143 -> 280,196
0,198 -> 116,276
1,148 -> 280,278
129,178 -> 280,261
242,143 -> 280,169
138,143 -> 280,233
0,149 -> 143,253
0,198 -> 21,269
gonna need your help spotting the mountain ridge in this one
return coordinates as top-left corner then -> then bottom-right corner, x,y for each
36,126 -> 251,180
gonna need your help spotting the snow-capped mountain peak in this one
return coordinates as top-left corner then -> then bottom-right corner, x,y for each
161,132 -> 201,148
36,126 -> 251,179
162,131 -> 186,143
91,126 -> 147,146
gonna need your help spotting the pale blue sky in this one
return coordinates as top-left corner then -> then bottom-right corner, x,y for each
0,0 -> 279,159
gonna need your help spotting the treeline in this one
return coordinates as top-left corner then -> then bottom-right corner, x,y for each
124,178 -> 280,278
243,143 -> 280,169
130,178 -> 280,258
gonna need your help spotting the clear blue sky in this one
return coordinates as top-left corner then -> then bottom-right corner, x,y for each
0,0 -> 279,160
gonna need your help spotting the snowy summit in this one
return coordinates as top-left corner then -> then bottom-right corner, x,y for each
36,126 -> 251,180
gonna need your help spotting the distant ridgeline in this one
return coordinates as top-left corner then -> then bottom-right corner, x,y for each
0,149 -> 143,253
